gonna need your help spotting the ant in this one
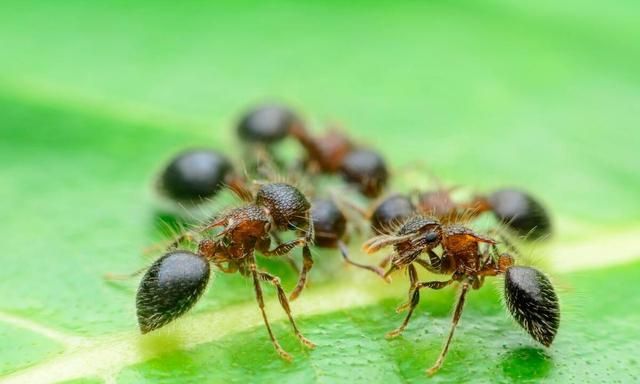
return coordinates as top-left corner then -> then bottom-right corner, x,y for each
158,148 -> 252,204
236,103 -> 390,198
135,182 -> 316,361
368,187 -> 552,240
311,198 -> 387,279
415,187 -> 552,239
363,216 -> 560,375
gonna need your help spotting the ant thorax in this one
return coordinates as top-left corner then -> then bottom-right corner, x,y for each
214,204 -> 271,248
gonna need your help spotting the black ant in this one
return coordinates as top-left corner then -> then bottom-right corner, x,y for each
311,198 -> 387,279
135,182 -> 316,361
363,216 -> 560,375
158,148 -> 252,204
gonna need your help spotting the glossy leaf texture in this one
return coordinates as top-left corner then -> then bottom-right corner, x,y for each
0,0 -> 639,383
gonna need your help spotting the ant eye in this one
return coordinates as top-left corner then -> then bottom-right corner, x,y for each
136,251 -> 211,334
425,231 -> 439,243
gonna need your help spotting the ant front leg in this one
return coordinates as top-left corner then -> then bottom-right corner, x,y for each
289,244 -> 313,301
248,257 -> 293,361
338,240 -> 388,281
426,280 -> 470,376
388,272 -> 454,339
268,233 -> 301,274
262,238 -> 306,257
386,264 -> 419,338
257,270 -> 315,349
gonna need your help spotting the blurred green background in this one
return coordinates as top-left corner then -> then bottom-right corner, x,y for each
0,1 -> 639,383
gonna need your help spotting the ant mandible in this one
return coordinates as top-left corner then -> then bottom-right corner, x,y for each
363,216 -> 560,375
136,182 -> 316,361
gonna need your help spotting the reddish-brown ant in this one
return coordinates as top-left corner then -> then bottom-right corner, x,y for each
363,216 -> 560,375
368,187 -> 551,240
236,103 -> 390,198
416,187 -> 552,239
136,182 -> 316,361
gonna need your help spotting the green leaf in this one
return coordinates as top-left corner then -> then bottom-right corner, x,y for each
1,1 -> 639,383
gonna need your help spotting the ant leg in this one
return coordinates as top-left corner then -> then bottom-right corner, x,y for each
389,275 -> 454,339
386,264 -> 419,338
225,175 -> 254,202
289,245 -> 313,301
426,281 -> 470,376
271,233 -> 300,274
248,259 -> 293,361
338,240 -> 389,281
257,270 -> 316,349
164,231 -> 198,251
414,249 -> 442,273
487,228 -> 522,259
141,230 -> 196,255
378,254 -> 393,268
262,238 -> 306,257
104,266 -> 147,281
255,145 -> 282,180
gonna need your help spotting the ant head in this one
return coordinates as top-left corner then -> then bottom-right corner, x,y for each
397,216 -> 442,248
340,149 -> 389,198
311,199 -> 347,247
237,104 -> 301,144
136,250 -> 211,334
370,194 -> 416,235
159,149 -> 233,203
256,183 -> 311,231
488,189 -> 552,240
504,266 -> 560,347
397,216 -> 441,237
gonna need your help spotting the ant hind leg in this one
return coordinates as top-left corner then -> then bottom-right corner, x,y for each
248,258 -> 293,361
258,270 -> 315,349
104,266 -> 147,281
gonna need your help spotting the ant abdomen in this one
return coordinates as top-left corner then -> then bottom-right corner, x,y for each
370,194 -> 416,235
159,149 -> 233,203
340,149 -> 389,198
488,189 -> 552,239
255,183 -> 311,230
237,104 -> 300,144
136,251 -> 211,334
311,199 -> 347,247
504,266 -> 560,347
